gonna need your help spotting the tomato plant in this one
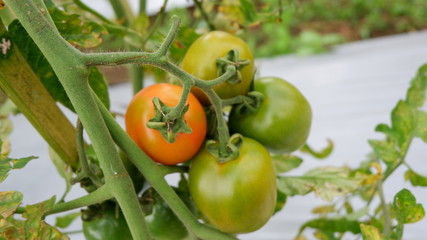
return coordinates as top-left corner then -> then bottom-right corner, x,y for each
228,77 -> 312,153
188,137 -> 277,234
181,31 -> 255,104
125,83 -> 207,165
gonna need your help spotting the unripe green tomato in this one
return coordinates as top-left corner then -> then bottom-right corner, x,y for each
228,77 -> 312,153
181,31 -> 255,104
188,137 -> 277,234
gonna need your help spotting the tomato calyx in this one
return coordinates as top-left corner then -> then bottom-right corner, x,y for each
216,49 -> 251,85
206,133 -> 243,163
146,97 -> 192,143
232,91 -> 264,115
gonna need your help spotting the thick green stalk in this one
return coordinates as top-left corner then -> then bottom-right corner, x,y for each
93,92 -> 237,240
5,1 -> 150,239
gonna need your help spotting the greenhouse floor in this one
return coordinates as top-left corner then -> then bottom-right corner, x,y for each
4,30 -> 427,239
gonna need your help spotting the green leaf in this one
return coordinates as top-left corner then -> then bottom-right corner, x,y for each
50,8 -> 108,48
414,110 -> 427,143
391,100 -> 416,153
300,139 -> 334,159
405,169 -> 427,187
7,21 -> 110,112
277,167 -> 361,201
0,191 -> 23,219
368,139 -> 399,167
239,0 -> 258,23
0,156 -> 37,183
298,218 -> 361,235
405,63 -> 427,108
393,188 -> 425,224
360,224 -> 381,240
274,190 -> 287,214
272,154 -> 303,174
55,212 -> 80,229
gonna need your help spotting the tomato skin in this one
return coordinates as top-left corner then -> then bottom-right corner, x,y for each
181,31 -> 255,104
228,77 -> 312,153
82,206 -> 132,240
188,137 -> 277,234
125,83 -> 207,165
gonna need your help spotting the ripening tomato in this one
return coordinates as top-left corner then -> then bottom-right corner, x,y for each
228,77 -> 312,153
188,137 -> 277,234
181,31 -> 255,104
125,83 -> 207,165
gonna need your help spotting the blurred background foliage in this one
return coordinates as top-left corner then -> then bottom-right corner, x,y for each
161,0 -> 427,57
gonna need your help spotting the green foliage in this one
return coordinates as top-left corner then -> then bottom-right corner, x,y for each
7,20 -> 110,112
300,140 -> 334,159
272,154 -> 303,174
55,212 -> 81,229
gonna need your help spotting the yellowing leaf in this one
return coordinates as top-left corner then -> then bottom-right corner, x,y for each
360,224 -> 381,240
278,167 -> 361,201
0,191 -> 23,219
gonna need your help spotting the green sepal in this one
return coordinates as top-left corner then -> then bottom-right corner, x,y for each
233,91 -> 264,115
216,49 -> 250,85
206,134 -> 243,163
147,97 -> 192,143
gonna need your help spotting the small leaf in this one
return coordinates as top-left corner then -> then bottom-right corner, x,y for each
0,156 -> 37,183
391,100 -> 416,153
299,218 -> 361,235
312,205 -> 335,215
393,188 -> 425,224
300,139 -> 334,159
368,140 -> 399,167
0,0 -> 4,10
405,169 -> 427,187
360,224 -> 381,240
414,110 -> 427,143
239,0 -> 258,23
55,212 -> 81,229
405,63 -> 427,108
0,191 -> 23,218
277,167 -> 361,201
272,154 -> 303,174
274,190 -> 287,214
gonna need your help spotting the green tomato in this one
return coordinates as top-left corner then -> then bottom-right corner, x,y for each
188,137 -> 277,234
228,77 -> 312,153
181,31 -> 255,104
82,205 -> 132,240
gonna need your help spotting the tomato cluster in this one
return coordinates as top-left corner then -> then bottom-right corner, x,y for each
123,31 -> 312,235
